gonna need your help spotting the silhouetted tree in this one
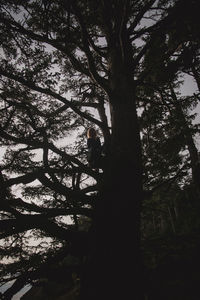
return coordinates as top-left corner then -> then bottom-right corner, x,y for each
0,1 -> 199,299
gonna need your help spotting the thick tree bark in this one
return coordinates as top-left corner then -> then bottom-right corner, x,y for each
81,63 -> 144,299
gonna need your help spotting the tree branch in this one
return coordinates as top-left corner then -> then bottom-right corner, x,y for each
128,0 -> 157,35
0,67 -> 105,130
3,197 -> 93,218
0,215 -> 87,242
0,14 -> 90,78
1,245 -> 77,300
37,173 -> 90,204
0,126 -> 100,180
69,2 -> 110,93
144,164 -> 186,198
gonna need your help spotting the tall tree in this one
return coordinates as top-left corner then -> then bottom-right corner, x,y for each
0,0 -> 199,299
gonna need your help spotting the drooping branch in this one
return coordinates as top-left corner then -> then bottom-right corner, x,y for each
37,173 -> 91,204
0,14 -> 90,77
0,214 -> 87,242
5,171 -> 42,187
1,245 -> 77,300
69,2 -> 110,92
1,166 -> 96,207
2,197 -> 93,218
0,11 -> 110,94
0,126 -> 100,179
0,67 -> 106,131
144,164 -> 187,198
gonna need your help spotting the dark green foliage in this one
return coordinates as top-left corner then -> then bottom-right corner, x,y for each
0,0 -> 200,299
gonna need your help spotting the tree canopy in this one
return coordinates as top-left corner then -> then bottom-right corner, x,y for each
0,0 -> 200,299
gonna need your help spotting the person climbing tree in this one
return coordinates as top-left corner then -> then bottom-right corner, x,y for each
87,128 -> 102,170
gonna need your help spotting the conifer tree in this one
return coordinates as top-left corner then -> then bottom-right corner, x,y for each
0,1 -> 199,299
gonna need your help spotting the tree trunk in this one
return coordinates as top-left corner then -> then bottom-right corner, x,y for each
167,206 -> 176,234
170,86 -> 200,197
81,81 -> 144,299
80,24 -> 144,298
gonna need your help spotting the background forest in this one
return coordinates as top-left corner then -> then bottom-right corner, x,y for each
0,0 -> 200,299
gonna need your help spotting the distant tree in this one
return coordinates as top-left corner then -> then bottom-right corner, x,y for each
140,83 -> 199,188
139,80 -> 200,237
0,1 -> 199,299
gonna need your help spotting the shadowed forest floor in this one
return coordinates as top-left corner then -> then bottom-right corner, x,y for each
143,232 -> 200,300
20,232 -> 200,300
